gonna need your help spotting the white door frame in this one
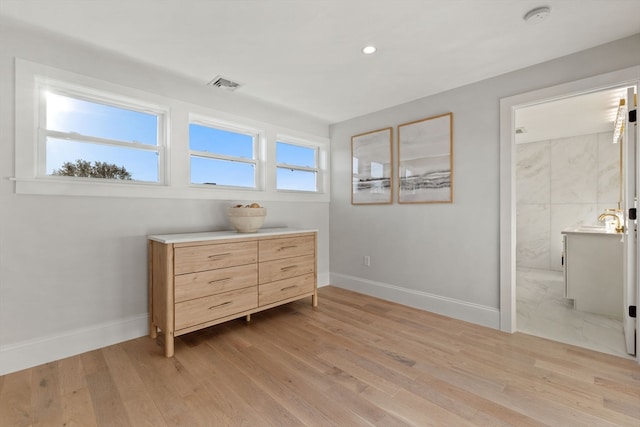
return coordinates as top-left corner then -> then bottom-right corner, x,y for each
499,66 -> 640,362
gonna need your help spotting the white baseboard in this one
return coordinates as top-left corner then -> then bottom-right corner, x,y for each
0,272 -> 330,375
0,272 -> 493,376
0,314 -> 148,376
329,273 -> 500,330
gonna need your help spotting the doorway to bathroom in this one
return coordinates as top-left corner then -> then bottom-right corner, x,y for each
499,67 -> 639,362
516,87 -> 632,358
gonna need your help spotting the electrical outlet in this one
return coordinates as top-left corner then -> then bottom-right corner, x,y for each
363,255 -> 371,267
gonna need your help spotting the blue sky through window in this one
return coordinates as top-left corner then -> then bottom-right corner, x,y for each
189,124 -> 253,158
277,142 -> 316,167
46,138 -> 159,181
45,90 -> 319,191
189,123 -> 256,186
47,92 -> 157,145
45,91 -> 160,181
277,167 -> 316,191
277,142 -> 317,191
190,157 -> 255,187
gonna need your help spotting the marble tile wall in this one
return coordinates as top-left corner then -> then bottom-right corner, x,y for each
516,132 -> 619,271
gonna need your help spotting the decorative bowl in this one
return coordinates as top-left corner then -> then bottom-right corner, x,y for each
226,207 -> 266,233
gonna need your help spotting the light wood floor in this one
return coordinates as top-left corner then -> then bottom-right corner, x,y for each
1,286 -> 639,427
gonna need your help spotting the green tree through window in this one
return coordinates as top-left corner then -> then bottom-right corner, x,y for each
52,159 -> 132,180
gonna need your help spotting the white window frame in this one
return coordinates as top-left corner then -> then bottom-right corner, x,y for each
276,135 -> 324,193
188,115 -> 263,190
14,59 -> 172,198
14,58 -> 330,202
36,79 -> 167,184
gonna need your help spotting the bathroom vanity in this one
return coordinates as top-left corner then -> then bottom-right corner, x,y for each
562,226 -> 623,319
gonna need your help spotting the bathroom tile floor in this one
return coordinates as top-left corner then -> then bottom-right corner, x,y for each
516,267 -> 634,359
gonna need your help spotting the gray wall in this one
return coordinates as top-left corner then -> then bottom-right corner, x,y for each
329,34 -> 640,328
0,18 -> 330,374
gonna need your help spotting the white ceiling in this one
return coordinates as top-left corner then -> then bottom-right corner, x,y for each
1,0 -> 639,124
515,86 -> 632,144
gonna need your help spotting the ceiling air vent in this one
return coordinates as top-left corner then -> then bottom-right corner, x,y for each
207,75 -> 241,91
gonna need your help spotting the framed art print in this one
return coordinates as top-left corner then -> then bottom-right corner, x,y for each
397,113 -> 453,203
351,127 -> 393,205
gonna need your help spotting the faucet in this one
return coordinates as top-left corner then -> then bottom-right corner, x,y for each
598,211 -> 624,232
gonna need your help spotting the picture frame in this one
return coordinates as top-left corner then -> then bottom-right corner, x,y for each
351,127 -> 393,205
397,112 -> 453,204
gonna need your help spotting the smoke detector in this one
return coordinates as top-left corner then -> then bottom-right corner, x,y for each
207,76 -> 241,91
524,6 -> 551,25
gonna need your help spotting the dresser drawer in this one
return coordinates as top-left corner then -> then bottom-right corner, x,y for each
175,241 -> 257,275
174,264 -> 257,303
259,235 -> 315,262
259,254 -> 315,284
175,286 -> 257,331
259,274 -> 315,306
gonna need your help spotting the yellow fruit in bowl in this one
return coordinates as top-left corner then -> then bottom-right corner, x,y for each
231,202 -> 261,209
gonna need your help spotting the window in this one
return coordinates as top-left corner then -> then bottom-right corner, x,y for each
276,140 -> 319,192
40,84 -> 164,183
189,120 -> 259,188
15,59 -> 330,200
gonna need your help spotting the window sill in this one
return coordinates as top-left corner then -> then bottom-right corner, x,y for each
11,177 -> 330,203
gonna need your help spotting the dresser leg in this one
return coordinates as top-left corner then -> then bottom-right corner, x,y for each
312,290 -> 318,307
165,333 -> 174,358
149,323 -> 158,339
246,314 -> 251,323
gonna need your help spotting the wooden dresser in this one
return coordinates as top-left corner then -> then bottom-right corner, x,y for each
148,228 -> 317,357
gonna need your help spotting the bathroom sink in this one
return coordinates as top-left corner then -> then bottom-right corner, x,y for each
562,224 -> 610,234
575,224 -> 621,234
578,225 -> 606,230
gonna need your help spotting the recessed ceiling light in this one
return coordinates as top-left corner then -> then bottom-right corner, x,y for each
523,6 -> 551,25
362,46 -> 377,55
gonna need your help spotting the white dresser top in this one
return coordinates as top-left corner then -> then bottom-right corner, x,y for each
148,227 -> 317,244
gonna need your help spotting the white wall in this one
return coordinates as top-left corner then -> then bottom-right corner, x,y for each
0,18 -> 330,375
329,34 -> 640,329
516,131 -> 619,272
